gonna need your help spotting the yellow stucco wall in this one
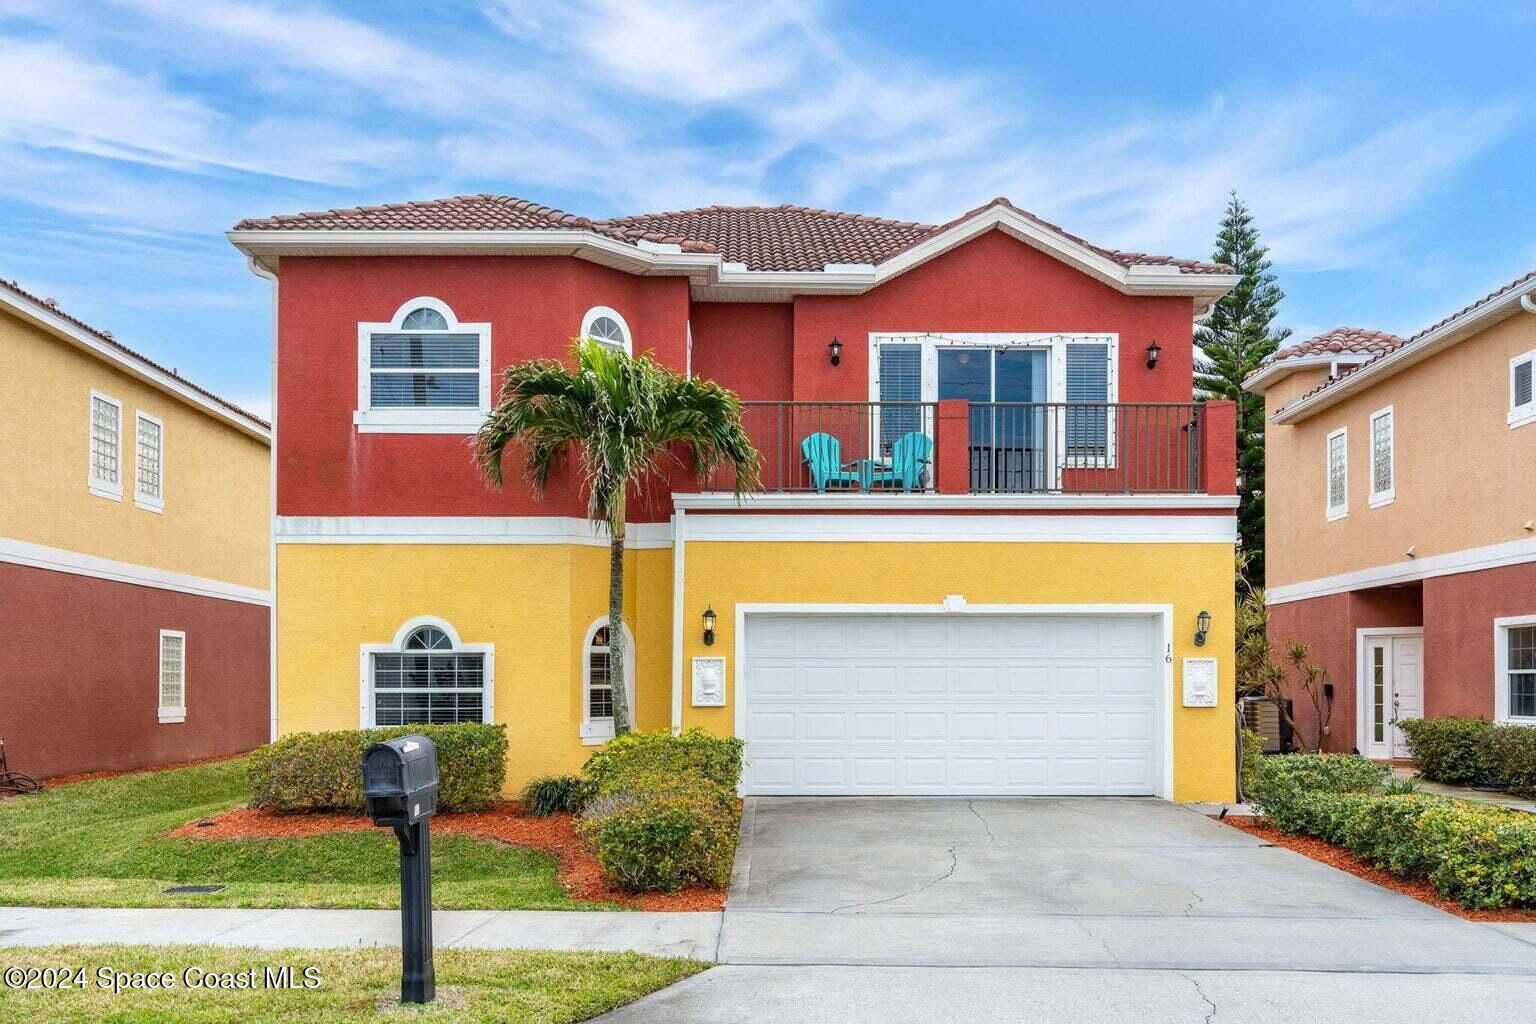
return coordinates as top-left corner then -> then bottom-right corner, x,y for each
276,543 -> 672,789
680,540 -> 1236,803
278,537 -> 1234,801
1265,312 -> 1536,588
0,309 -> 269,589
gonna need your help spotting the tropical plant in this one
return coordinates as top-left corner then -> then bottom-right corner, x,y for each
1255,639 -> 1334,753
1234,551 -> 1269,698
474,339 -> 760,735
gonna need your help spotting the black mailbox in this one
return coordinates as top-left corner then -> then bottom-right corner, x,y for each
363,735 -> 439,826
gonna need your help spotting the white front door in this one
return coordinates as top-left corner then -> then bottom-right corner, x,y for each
739,613 -> 1163,796
1364,634 -> 1424,759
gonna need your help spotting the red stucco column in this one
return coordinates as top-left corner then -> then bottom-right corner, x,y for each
1201,400 -> 1237,496
935,399 -> 970,494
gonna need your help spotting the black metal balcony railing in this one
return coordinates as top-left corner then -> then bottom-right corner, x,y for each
715,401 -> 1205,495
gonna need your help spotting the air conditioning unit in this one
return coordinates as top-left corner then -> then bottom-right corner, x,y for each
1241,696 -> 1293,754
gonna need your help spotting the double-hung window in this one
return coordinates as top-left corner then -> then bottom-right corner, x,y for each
158,630 -> 186,723
368,623 -> 491,727
1368,407 -> 1393,507
355,299 -> 491,434
88,391 -> 124,500
1326,427 -> 1348,520
135,413 -> 165,512
1495,617 -> 1536,724
1511,350 -> 1536,430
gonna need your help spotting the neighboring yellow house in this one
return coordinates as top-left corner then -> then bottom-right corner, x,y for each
1248,271 -> 1536,757
0,278 -> 271,779
233,193 -> 1243,803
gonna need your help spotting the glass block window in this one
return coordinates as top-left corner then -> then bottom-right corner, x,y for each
1507,625 -> 1536,720
372,625 -> 486,726
136,414 -> 163,506
90,394 -> 122,494
159,631 -> 186,722
1327,429 -> 1348,516
1370,409 -> 1392,499
367,304 -> 482,409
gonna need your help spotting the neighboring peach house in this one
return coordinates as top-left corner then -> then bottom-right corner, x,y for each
0,279 -> 271,779
1247,271 -> 1536,757
231,193 -> 1245,803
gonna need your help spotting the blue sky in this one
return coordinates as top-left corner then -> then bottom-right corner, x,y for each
1,0 -> 1533,417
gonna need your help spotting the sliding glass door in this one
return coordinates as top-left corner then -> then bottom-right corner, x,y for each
938,347 -> 1047,491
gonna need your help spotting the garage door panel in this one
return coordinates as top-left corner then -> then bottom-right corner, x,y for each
742,614 -> 1162,796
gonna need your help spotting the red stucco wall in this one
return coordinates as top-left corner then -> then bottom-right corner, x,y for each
690,302 -> 794,401
0,563 -> 270,779
1267,585 -> 1422,752
1423,561 -> 1536,719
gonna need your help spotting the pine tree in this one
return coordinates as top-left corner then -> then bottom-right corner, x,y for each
1196,192 -> 1290,589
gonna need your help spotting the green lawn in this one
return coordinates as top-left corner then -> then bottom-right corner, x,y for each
0,945 -> 704,1022
0,760 -> 616,910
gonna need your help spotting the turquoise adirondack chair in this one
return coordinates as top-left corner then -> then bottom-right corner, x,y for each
867,431 -> 933,492
800,432 -> 863,491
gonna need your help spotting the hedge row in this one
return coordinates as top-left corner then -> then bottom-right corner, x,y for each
1249,754 -> 1536,908
248,724 -> 508,813
1398,717 -> 1536,796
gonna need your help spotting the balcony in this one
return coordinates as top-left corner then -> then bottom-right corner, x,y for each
707,400 -> 1227,496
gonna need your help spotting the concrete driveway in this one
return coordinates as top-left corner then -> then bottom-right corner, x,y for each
597,797 -> 1536,1022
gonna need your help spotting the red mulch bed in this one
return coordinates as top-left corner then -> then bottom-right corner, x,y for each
168,803 -> 725,912
1223,816 -> 1536,923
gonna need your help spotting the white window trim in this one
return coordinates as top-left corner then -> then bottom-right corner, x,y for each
354,297 -> 491,434
87,390 -> 124,501
1325,426 -> 1349,521
357,615 -> 495,728
868,332 -> 1120,474
1510,349 -> 1536,430
1494,614 -> 1536,726
581,616 -> 637,745
580,305 -> 633,356
134,411 -> 165,513
1367,405 -> 1394,508
158,628 -> 186,724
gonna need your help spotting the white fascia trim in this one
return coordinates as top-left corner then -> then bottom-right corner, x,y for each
0,536 -> 271,606
228,211 -> 1240,304
1268,535 -> 1536,605
1244,352 -> 1375,396
1272,280 -> 1536,425
672,492 -> 1239,511
274,516 -> 674,548
732,601 -> 1178,800
683,514 -> 1237,544
1,286 -> 270,441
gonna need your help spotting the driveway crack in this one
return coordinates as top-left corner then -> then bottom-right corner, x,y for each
830,847 -> 958,914
1183,973 -> 1217,1024
1071,918 -> 1118,963
966,800 -> 996,842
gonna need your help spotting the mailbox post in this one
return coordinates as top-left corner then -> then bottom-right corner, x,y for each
363,735 -> 439,1005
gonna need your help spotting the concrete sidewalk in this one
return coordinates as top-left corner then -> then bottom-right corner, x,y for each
0,907 -> 721,960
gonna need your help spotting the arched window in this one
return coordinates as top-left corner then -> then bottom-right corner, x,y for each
355,298 -> 491,433
581,617 -> 636,744
580,306 -> 632,355
362,618 -> 493,727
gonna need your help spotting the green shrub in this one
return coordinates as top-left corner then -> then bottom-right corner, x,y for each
583,728 -> 745,792
1239,728 -> 1264,801
249,724 -> 507,813
1335,794 -> 1450,878
1414,801 -> 1536,909
577,782 -> 740,893
1246,753 -> 1387,826
1398,717 -> 1494,785
520,775 -> 590,817
1490,725 -> 1536,797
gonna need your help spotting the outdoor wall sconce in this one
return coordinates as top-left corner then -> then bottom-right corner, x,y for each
1194,609 -> 1211,647
702,606 -> 717,646
828,338 -> 843,367
1145,340 -> 1162,369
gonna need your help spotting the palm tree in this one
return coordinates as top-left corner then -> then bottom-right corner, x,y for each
474,338 -> 760,736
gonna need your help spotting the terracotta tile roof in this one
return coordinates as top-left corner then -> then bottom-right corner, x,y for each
0,278 -> 269,430
1273,326 -> 1408,362
1409,268 -> 1536,342
234,194 -> 1233,275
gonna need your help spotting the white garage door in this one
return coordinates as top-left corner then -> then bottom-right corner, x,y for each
740,614 -> 1163,796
